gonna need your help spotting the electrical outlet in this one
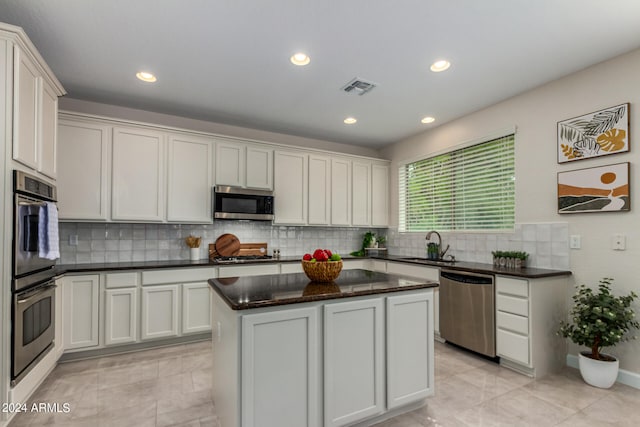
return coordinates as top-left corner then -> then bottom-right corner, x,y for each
569,235 -> 581,249
69,234 -> 78,246
612,234 -> 626,250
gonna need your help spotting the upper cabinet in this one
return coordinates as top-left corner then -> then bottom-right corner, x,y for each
352,161 -> 372,226
274,150 -> 308,225
330,158 -> 351,226
4,25 -> 66,178
216,140 -> 273,190
308,154 -> 331,225
371,164 -> 389,227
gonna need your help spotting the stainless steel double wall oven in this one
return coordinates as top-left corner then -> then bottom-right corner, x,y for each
11,170 -> 58,385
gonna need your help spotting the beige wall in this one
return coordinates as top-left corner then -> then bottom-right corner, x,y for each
381,48 -> 640,374
59,97 -> 383,159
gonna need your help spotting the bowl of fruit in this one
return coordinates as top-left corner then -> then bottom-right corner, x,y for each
301,249 -> 343,282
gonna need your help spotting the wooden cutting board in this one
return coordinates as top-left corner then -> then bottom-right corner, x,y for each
214,233 -> 241,256
209,242 -> 268,259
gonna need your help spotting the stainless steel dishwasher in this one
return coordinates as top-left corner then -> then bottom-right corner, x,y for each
439,269 -> 496,357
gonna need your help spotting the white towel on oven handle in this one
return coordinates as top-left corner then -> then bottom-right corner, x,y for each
38,201 -> 60,260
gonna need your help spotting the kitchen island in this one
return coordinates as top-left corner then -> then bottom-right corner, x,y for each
208,269 -> 438,427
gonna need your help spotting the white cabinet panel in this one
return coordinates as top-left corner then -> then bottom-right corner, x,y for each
142,267 -> 216,285
324,299 -> 384,426
352,161 -> 371,226
387,292 -> 434,409
57,119 -> 110,220
218,264 -> 279,278
215,141 -> 244,187
246,145 -> 273,190
182,282 -> 212,334
216,141 -> 273,190
496,294 -> 529,316
308,155 -> 331,225
63,275 -> 100,350
112,126 -> 165,221
12,45 -> 39,170
497,329 -> 530,365
167,133 -> 213,222
330,158 -> 351,226
105,272 -> 139,288
39,81 -> 58,178
371,164 -> 389,227
496,276 -> 529,297
141,284 -> 179,340
105,288 -> 137,345
281,263 -> 304,274
274,150 -> 308,224
386,262 -> 439,281
242,307 -> 320,427
497,311 -> 529,335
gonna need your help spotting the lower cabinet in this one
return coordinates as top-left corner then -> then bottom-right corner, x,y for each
104,288 -> 138,345
62,275 -> 100,350
182,282 -> 212,334
141,284 -> 180,340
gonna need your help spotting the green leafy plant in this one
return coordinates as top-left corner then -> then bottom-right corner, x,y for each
558,278 -> 639,361
350,231 -> 376,257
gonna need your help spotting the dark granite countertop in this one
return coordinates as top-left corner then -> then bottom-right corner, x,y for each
208,269 -> 438,310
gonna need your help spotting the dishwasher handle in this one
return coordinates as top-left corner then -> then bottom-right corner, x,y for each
440,270 -> 493,285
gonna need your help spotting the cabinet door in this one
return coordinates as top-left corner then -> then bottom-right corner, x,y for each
141,285 -> 179,340
330,158 -> 351,226
246,145 -> 273,189
371,164 -> 389,227
57,119 -> 110,220
387,292 -> 434,409
12,46 -> 40,169
167,133 -> 213,222
63,275 -> 100,350
182,282 -> 212,334
38,80 -> 58,178
308,155 -> 331,225
274,151 -> 308,224
242,307 -> 320,427
352,161 -> 371,226
112,126 -> 165,221
215,141 -> 244,187
105,288 -> 138,345
324,299 -> 384,426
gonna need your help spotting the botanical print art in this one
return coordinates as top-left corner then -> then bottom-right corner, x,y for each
558,103 -> 629,163
558,162 -> 629,213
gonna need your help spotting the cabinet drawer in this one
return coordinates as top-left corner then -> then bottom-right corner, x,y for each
497,328 -> 530,365
370,260 -> 387,272
280,263 -> 303,274
106,272 -> 139,288
496,311 -> 529,335
496,276 -> 529,297
496,294 -> 529,316
218,264 -> 279,278
386,263 -> 439,281
142,267 -> 216,285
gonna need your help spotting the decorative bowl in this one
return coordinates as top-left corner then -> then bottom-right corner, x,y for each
301,260 -> 343,282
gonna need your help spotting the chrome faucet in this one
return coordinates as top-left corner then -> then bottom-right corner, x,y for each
425,230 -> 450,259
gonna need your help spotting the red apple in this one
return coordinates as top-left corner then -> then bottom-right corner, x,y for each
324,249 -> 333,258
303,253 -> 312,261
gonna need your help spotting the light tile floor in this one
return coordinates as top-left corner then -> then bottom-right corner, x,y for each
8,340 -> 640,426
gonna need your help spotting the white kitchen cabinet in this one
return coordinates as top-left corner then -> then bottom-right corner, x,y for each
324,299 -> 384,426
38,80 -> 58,178
495,275 -> 568,378
218,263 -> 279,278
57,118 -> 111,220
241,307 -> 320,427
182,282 -> 212,334
274,150 -> 308,224
371,163 -> 389,227
12,45 -> 39,170
216,140 -> 273,189
386,292 -> 434,409
141,284 -> 180,340
308,154 -> 331,225
352,161 -> 371,226
112,126 -> 165,221
104,288 -> 138,345
63,275 -> 100,350
167,133 -> 214,222
330,158 -> 351,226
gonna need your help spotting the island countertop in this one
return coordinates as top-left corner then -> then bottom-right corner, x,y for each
208,268 -> 438,310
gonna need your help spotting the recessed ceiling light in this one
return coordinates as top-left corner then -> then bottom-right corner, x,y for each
290,52 -> 310,66
136,71 -> 157,82
421,116 -> 435,124
344,117 -> 357,124
430,60 -> 451,72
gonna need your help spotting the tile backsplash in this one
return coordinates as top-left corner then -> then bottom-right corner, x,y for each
385,222 -> 569,270
58,222 -> 384,264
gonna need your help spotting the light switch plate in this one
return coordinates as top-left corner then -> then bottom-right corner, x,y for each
612,234 -> 626,250
569,235 -> 581,249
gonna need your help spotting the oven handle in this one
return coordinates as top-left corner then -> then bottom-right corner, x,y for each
16,284 -> 57,304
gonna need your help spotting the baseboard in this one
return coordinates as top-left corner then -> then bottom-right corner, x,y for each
567,354 -> 640,389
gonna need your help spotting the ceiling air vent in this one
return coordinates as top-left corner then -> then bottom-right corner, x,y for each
341,77 -> 377,95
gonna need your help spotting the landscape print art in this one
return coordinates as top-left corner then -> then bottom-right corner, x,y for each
558,103 -> 629,163
558,162 -> 629,213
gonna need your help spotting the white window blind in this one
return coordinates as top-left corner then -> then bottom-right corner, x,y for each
399,134 -> 515,232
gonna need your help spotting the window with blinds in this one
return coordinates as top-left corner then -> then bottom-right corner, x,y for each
399,134 -> 515,232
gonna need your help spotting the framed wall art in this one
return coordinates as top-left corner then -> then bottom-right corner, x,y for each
558,162 -> 629,213
557,103 -> 629,163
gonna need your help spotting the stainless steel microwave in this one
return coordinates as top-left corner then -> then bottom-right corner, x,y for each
213,186 -> 274,221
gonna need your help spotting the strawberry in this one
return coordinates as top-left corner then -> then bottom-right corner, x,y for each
313,249 -> 325,260
324,249 -> 333,258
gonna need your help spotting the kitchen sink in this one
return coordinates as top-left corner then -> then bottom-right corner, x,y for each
398,257 -> 456,265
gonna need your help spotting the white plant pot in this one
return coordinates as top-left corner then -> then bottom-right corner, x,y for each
578,351 -> 619,388
190,247 -> 200,261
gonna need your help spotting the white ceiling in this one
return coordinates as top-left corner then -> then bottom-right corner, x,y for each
2,1 -> 640,148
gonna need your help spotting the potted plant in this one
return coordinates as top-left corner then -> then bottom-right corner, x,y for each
376,235 -> 386,248
558,278 -> 639,388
